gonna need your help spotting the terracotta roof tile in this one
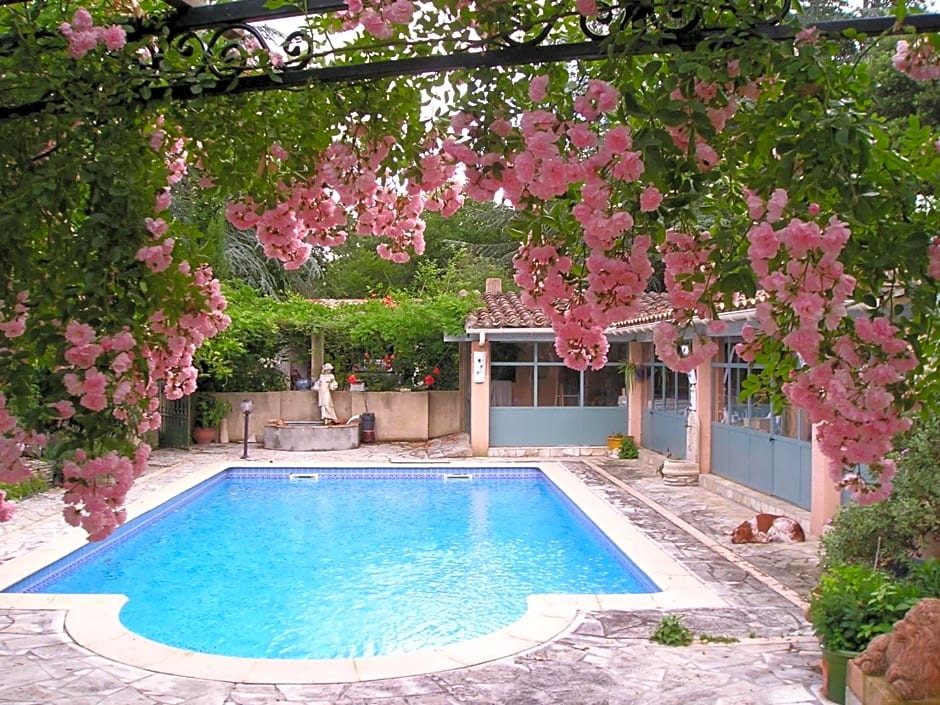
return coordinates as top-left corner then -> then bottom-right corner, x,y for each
465,291 -> 552,328
466,290 -> 765,332
466,291 -> 675,331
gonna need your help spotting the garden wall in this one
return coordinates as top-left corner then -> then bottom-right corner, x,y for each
216,390 -> 462,444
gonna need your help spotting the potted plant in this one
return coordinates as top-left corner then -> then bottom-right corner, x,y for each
607,432 -> 625,451
192,393 -> 233,444
618,435 -> 640,460
807,563 -> 922,704
617,360 -> 637,392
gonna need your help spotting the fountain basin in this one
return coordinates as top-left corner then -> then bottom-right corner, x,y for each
262,420 -> 360,451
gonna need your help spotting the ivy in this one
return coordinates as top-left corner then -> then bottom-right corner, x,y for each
195,286 -> 479,392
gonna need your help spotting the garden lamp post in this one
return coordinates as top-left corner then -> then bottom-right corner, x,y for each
240,399 -> 253,460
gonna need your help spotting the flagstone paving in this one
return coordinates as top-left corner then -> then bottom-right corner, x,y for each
0,437 -> 829,704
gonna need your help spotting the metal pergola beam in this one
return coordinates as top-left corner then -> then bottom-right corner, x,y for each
166,0 -> 346,32
2,8 -> 940,119
128,11 -> 940,107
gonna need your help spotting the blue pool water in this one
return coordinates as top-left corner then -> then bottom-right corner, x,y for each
8,468 -> 658,659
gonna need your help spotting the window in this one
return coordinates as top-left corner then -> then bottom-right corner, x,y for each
647,348 -> 690,415
489,342 -> 626,408
711,339 -> 810,440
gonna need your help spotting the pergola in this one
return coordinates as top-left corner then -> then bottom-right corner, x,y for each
2,0 -> 940,118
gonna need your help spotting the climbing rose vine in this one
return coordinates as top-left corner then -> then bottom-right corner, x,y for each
0,0 -> 938,537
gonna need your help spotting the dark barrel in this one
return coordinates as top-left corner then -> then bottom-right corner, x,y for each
360,412 -> 376,443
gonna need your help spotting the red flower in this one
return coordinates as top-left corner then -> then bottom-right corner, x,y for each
433,367 -> 440,375
348,373 -> 359,384
424,374 -> 435,386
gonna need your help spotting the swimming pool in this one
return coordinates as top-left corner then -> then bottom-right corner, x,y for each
7,467 -> 657,659
0,460 -> 725,683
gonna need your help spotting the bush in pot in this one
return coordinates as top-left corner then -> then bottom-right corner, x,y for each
192,393 -> 233,444
807,562 -> 927,704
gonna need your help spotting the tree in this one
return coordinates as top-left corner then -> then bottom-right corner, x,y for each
1,0 -> 939,537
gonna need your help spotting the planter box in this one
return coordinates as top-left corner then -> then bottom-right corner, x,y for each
847,661 -> 940,705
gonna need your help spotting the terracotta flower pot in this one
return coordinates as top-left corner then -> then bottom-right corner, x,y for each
193,426 -> 216,445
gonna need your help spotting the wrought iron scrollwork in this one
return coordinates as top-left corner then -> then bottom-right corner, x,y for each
281,29 -> 316,71
579,1 -> 631,41
154,22 -> 284,80
579,0 -> 791,41
496,4 -> 558,47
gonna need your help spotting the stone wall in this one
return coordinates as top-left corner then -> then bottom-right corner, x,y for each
216,390 -> 462,443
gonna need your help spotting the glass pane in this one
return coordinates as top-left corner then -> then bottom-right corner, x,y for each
608,342 -> 629,364
675,370 -> 690,415
536,342 -> 559,362
663,367 -> 676,411
778,405 -> 811,441
727,368 -> 747,426
651,365 -> 666,410
538,366 -> 580,406
491,342 -> 533,363
585,366 -> 622,407
714,366 -> 729,423
492,367 -> 531,407
745,372 -> 771,433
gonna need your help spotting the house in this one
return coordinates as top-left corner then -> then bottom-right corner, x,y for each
450,279 -> 841,536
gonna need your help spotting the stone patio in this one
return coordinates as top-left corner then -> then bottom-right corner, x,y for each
0,437 -> 829,705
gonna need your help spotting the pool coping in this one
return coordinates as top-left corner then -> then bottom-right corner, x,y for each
0,460 -> 726,684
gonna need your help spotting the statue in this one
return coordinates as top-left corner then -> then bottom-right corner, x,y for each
314,363 -> 339,424
854,597 -> 940,701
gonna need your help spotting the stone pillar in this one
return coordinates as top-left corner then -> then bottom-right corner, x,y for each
695,345 -> 715,474
810,423 -> 842,537
627,341 -> 645,443
469,339 -> 491,456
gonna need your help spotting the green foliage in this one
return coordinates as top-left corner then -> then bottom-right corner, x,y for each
807,561 -> 939,652
0,474 -> 49,501
649,615 -> 694,646
195,285 -> 479,392
820,417 -> 940,570
698,633 -> 740,644
869,45 -> 940,128
314,201 -> 518,299
192,393 -> 232,429
321,294 -> 477,391
618,435 -> 640,460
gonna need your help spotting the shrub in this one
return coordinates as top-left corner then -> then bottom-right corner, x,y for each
193,393 -> 232,428
807,561 -> 938,653
820,416 -> 940,570
618,435 -> 640,460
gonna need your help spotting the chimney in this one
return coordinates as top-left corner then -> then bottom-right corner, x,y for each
485,278 -> 502,294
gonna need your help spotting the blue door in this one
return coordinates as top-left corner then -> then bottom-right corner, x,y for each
710,423 -> 811,510
643,409 -> 687,459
